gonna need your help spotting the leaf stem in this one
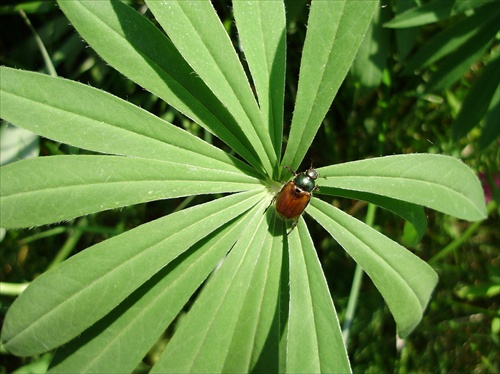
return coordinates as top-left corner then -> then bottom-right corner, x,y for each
429,201 -> 495,265
18,9 -> 57,77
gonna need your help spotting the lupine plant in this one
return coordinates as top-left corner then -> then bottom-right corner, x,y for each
0,1 -> 487,372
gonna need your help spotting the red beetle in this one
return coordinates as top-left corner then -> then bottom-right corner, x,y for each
270,165 -> 319,234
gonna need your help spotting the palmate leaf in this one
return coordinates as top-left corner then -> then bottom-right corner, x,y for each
0,0 -> 487,372
1,190 -> 264,357
49,210 -> 255,373
0,66 -> 262,227
57,0 -> 265,174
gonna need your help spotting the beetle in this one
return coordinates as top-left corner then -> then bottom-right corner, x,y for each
268,165 -> 319,234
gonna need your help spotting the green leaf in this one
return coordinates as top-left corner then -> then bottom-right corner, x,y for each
0,124 -> 39,166
394,0 -> 419,60
425,12 -> 499,92
453,52 -> 500,140
56,0 -> 264,174
146,0 -> 276,176
403,2 -> 500,73
451,0 -> 498,14
0,67 -> 257,177
351,4 -> 391,94
317,154 -> 487,221
286,221 -> 351,373
479,82 -> 500,150
308,199 -> 438,338
151,201 -> 283,373
233,0 -> 286,160
0,1 -> 56,14
384,0 -> 452,28
282,0 -> 378,171
1,190 -> 264,356
49,213 -> 252,373
384,0 -> 495,28
319,187 -> 428,240
0,155 -> 262,228
384,0 -> 459,28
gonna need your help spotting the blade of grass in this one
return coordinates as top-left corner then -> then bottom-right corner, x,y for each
18,9 -> 57,76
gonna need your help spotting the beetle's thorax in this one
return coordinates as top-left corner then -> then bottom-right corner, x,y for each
292,169 -> 317,193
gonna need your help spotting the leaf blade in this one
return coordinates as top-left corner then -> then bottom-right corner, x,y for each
286,220 -> 351,373
308,199 -> 438,338
452,52 -> 500,140
147,0 -> 276,176
56,0 -> 264,173
0,155 -> 261,228
233,0 -> 286,160
49,214 -> 252,374
319,187 -> 428,240
0,67 -> 257,176
151,202 -> 283,373
317,154 -> 487,221
282,0 -> 378,171
1,191 -> 264,356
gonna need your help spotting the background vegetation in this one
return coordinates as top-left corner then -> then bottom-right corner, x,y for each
1,0 -> 498,373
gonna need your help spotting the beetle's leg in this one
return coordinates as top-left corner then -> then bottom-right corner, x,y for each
286,219 -> 299,235
264,193 -> 278,214
282,165 -> 298,176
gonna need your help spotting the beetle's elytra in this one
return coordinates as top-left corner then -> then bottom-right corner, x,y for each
268,165 -> 319,234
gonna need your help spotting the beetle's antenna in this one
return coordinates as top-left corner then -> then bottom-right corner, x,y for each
282,165 -> 297,176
